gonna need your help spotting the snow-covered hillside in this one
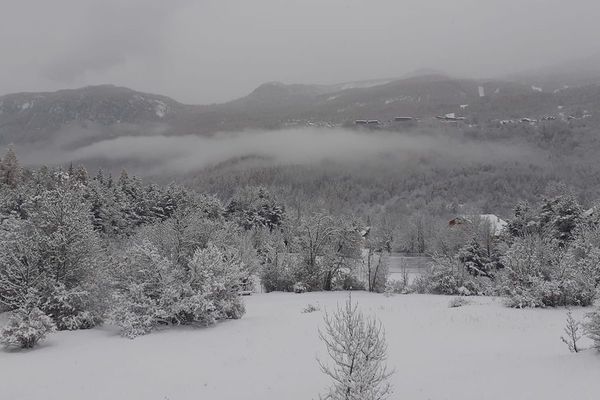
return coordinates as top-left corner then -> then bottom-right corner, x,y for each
1,292 -> 598,400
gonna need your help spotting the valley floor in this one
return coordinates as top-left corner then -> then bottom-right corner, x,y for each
1,292 -> 599,400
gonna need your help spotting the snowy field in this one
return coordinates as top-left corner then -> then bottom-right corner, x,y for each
1,292 -> 599,400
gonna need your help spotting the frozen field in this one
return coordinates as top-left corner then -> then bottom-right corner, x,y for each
1,292 -> 599,400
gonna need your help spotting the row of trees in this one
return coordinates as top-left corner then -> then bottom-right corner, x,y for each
0,152 -> 258,347
414,193 -> 600,310
0,150 -> 391,348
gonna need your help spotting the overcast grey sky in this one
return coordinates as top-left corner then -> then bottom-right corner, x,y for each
1,0 -> 598,104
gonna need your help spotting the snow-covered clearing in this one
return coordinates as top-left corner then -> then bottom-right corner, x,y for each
1,292 -> 599,400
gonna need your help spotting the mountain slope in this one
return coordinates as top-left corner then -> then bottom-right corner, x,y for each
0,85 -> 188,145
1,74 -> 599,148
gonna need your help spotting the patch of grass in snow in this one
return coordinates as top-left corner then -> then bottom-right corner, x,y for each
302,303 -> 320,313
449,297 -> 471,308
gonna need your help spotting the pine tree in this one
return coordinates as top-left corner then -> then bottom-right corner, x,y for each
0,148 -> 21,188
561,310 -> 583,353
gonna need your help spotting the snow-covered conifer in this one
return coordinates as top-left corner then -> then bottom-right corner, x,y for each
561,310 -> 583,353
0,148 -> 21,188
318,295 -> 393,400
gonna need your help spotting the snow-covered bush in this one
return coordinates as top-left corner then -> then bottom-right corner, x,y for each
500,235 -> 597,308
109,283 -> 164,339
318,295 -> 393,400
188,244 -> 246,321
412,259 -> 486,296
384,279 -> 411,296
569,224 -> 600,288
293,282 -> 307,293
41,283 -> 101,331
585,310 -> 600,351
109,241 -> 245,338
0,308 -> 55,349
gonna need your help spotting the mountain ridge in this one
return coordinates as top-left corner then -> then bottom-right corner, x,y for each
2,73 -> 599,148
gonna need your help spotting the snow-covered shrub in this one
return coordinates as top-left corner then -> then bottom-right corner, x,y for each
448,297 -> 470,308
318,295 -> 393,400
585,310 -> 600,351
384,280 -> 410,296
109,241 -> 245,338
188,244 -> 246,321
0,308 -> 55,349
109,283 -> 164,338
500,235 -> 597,308
412,260 -> 486,296
502,286 -> 545,309
40,282 -> 100,330
293,282 -> 307,293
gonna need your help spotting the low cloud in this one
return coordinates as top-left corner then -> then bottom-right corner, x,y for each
18,128 -> 547,176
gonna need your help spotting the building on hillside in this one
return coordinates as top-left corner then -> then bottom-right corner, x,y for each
436,113 -> 466,122
448,216 -> 470,227
520,117 -> 537,124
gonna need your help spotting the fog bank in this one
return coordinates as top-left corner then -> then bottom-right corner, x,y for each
19,128 -> 546,176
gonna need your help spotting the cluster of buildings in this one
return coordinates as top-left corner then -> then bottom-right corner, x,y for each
498,112 -> 593,126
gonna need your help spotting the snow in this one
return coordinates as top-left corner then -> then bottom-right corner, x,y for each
1,293 -> 599,400
154,101 -> 167,118
479,213 -> 508,235
339,80 -> 392,90
20,102 -> 31,110
385,95 -> 411,104
531,85 -> 543,92
460,104 -> 469,110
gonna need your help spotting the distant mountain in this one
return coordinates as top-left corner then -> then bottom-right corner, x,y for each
0,85 -> 187,145
2,73 -> 600,151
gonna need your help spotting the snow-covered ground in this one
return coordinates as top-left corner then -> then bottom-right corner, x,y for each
1,292 -> 599,400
